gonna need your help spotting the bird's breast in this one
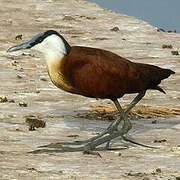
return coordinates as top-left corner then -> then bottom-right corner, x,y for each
46,60 -> 77,94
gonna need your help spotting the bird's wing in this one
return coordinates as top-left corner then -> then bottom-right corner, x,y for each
62,46 -> 142,98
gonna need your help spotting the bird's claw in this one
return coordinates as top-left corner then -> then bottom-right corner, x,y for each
83,150 -> 102,157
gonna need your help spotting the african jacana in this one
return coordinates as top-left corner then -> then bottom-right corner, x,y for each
7,30 -> 175,151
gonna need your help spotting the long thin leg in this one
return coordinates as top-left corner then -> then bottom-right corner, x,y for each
40,100 -> 123,148
63,98 -> 124,146
85,91 -> 148,150
105,92 -> 146,148
105,99 -> 124,148
125,91 -> 146,114
40,92 -> 147,151
110,91 -> 146,131
106,99 -> 124,131
53,92 -> 146,147
60,99 -> 124,146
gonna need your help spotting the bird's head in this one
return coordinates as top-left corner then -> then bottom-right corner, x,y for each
7,30 -> 71,60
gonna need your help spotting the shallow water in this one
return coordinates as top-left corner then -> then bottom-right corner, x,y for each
90,0 -> 180,32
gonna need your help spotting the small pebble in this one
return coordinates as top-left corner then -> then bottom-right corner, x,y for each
85,16 -> 96,20
110,26 -> 120,32
171,51 -> 179,55
154,139 -> 167,143
127,172 -> 144,177
0,96 -> 8,103
0,97 -> 14,103
8,99 -> 15,103
17,74 -> 23,79
11,61 -> 18,66
19,102 -> 28,107
15,34 -> 22,40
162,44 -> 173,49
25,115 -> 46,131
94,37 -> 108,41
62,15 -> 76,21
79,15 -> 96,20
22,52 -> 35,57
27,167 -> 37,171
156,168 -> 162,173
67,134 -> 79,138
152,120 -> 157,124
40,77 -> 47,81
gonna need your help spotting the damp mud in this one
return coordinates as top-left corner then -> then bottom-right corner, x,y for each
0,0 -> 180,179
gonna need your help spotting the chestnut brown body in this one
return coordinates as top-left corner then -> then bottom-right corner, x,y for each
57,46 -> 175,99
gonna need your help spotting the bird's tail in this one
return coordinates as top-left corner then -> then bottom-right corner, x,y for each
152,68 -> 175,93
160,68 -> 175,79
153,86 -> 166,94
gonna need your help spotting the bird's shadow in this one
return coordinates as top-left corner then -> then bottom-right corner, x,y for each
29,141 -> 128,154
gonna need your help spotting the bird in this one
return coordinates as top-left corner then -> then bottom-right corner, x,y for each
7,30 -> 175,151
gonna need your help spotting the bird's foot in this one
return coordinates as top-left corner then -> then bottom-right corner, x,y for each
37,116 -> 154,152
83,150 -> 102,157
40,115 -> 128,148
38,117 -> 131,151
37,130 -> 122,153
122,136 -> 158,149
36,131 -> 156,154
42,127 -> 111,147
47,122 -> 120,147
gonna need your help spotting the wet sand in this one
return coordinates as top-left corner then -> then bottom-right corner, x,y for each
0,0 -> 180,179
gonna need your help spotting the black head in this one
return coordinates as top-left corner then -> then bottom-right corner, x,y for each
7,30 -> 71,54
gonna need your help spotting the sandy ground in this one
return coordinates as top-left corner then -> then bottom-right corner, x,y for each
0,0 -> 180,179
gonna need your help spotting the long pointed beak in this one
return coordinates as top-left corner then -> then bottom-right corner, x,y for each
7,40 -> 32,52
7,32 -> 44,53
